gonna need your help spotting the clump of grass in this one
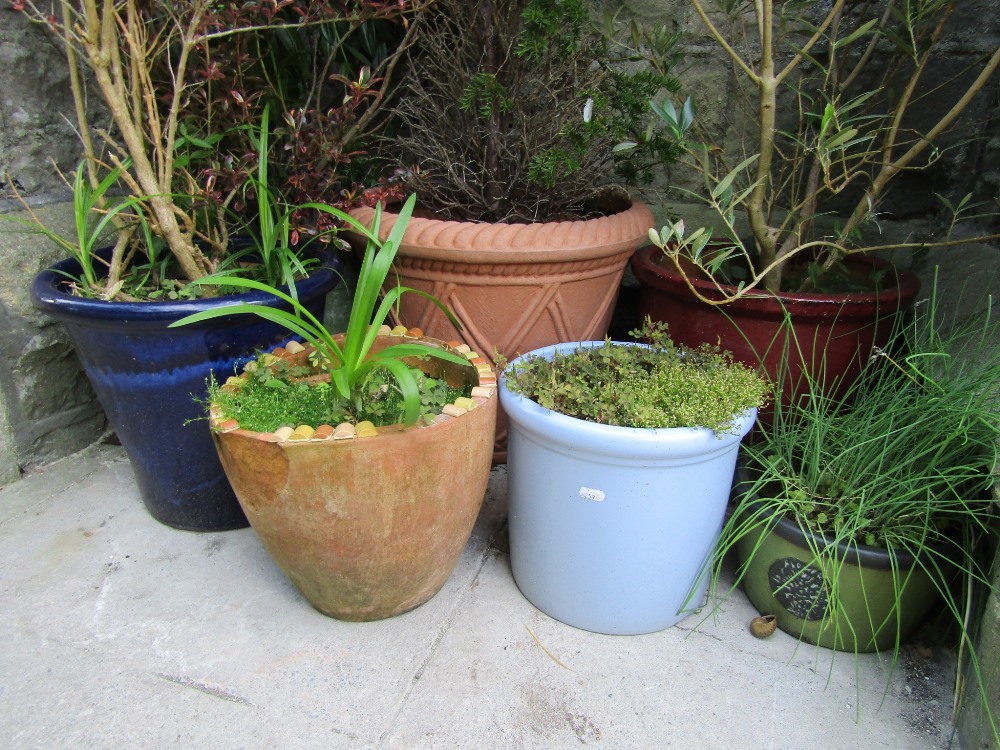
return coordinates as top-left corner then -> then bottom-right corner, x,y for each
208,354 -> 469,432
503,319 -> 771,434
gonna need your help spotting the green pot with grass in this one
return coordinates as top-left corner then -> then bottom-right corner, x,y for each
732,467 -> 946,653
714,281 -> 999,735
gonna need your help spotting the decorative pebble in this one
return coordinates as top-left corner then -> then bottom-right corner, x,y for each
288,425 -> 315,441
216,419 -> 240,433
454,343 -> 471,354
285,340 -> 305,354
446,340 -> 463,349
442,404 -> 468,418
333,423 -> 356,440
390,325 -> 409,336
355,421 -> 378,438
463,351 -> 480,361
750,614 -> 778,638
271,346 -> 287,357
377,325 -> 392,336
272,425 -> 294,441
406,327 -> 424,338
313,424 -> 334,440
261,353 -> 280,367
454,397 -> 475,411
470,386 -> 493,398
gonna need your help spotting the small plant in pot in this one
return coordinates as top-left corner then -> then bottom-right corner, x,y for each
714,281 -> 999,741
628,0 -> 1000,405
498,320 -> 771,635
172,195 -> 499,621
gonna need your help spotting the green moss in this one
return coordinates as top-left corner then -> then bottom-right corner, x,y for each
504,320 -> 770,434
209,354 -> 470,432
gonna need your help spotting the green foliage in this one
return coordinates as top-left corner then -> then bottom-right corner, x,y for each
459,74 -> 515,119
171,194 -> 474,426
714,280 -> 1000,742
1,159 -> 157,299
640,0 -> 1000,301
388,0 -> 684,222
734,289 -> 999,551
503,319 -> 770,433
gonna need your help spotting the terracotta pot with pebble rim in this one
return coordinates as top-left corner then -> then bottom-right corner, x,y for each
350,200 -> 655,461
209,329 -> 498,621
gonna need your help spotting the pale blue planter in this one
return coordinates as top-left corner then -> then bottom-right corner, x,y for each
499,341 -> 757,635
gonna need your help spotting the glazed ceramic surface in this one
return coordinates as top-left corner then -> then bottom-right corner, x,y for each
31,249 -> 340,530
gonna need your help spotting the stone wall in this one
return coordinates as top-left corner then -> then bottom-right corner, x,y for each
0,9 -> 103,484
622,0 -> 1000,225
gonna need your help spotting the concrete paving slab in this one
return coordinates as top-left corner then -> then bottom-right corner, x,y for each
0,445 -> 956,749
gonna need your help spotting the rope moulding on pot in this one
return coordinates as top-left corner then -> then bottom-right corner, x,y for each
349,200 -> 655,461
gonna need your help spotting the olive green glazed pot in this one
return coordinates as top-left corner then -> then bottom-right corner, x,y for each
735,507 -> 943,653
210,333 -> 498,621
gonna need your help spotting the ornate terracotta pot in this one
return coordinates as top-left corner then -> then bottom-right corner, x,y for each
350,201 -> 654,460
209,333 -> 498,621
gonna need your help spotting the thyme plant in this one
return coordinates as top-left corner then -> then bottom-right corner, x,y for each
502,319 -> 771,433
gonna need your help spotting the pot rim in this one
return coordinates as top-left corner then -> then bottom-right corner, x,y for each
210,332 -> 498,444
499,340 -> 757,461
349,201 -> 654,264
31,244 -> 341,323
631,245 -> 921,310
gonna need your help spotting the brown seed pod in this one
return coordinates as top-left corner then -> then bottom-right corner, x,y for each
750,614 -> 778,638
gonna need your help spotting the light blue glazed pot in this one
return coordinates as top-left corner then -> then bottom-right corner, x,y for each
499,341 -> 757,635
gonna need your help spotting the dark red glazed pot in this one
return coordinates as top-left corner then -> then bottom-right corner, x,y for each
630,247 -> 921,414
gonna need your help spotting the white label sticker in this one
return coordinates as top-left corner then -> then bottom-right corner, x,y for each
578,487 -> 605,502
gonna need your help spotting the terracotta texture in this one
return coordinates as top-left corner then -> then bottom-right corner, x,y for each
630,247 -> 921,413
351,201 -> 654,459
210,334 -> 498,621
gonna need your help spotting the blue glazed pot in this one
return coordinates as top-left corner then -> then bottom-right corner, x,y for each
499,341 -> 757,635
31,249 -> 341,531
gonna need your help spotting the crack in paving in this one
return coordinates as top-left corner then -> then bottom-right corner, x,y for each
154,672 -> 255,706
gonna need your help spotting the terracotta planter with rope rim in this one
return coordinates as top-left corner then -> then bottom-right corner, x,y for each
350,201 -> 654,461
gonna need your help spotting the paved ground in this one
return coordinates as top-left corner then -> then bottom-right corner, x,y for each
1,442 -> 959,749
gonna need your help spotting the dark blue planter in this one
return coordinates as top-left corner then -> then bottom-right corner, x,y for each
31,249 -> 342,531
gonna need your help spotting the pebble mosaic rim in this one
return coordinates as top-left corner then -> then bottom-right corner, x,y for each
208,325 -> 497,443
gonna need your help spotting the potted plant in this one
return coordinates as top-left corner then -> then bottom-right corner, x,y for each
352,0 -> 683,457
629,0 -> 1000,404
715,281 -> 999,742
497,320 -> 770,635
171,195 -> 498,620
12,0 -> 421,529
